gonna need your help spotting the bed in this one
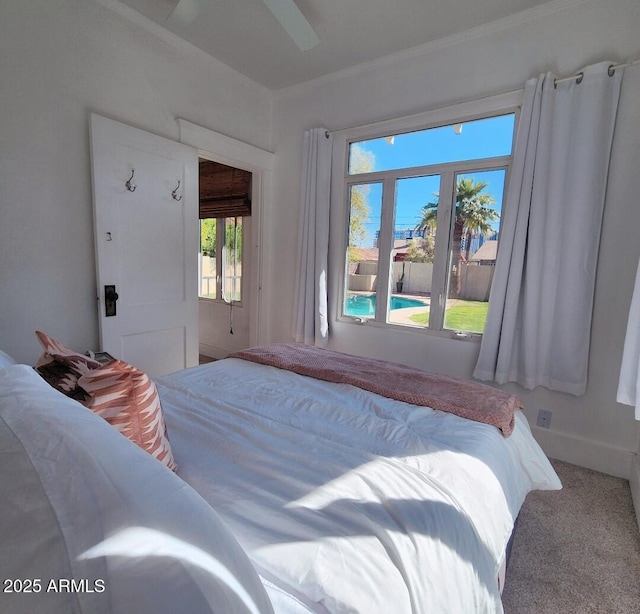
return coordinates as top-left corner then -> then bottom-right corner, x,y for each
0,342 -> 561,614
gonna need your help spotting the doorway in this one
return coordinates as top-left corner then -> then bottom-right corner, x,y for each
198,158 -> 253,359
177,118 -> 275,358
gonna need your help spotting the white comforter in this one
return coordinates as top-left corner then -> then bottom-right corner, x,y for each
157,359 -> 560,614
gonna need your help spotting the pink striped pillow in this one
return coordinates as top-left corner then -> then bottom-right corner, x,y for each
77,360 -> 177,472
35,330 -> 101,373
34,331 -> 101,399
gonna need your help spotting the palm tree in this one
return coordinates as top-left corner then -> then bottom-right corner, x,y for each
456,178 -> 499,261
415,177 -> 498,297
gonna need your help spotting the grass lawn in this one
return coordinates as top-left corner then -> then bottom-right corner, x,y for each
409,299 -> 489,333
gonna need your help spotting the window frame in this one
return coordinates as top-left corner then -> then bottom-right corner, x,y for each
329,91 -> 522,339
198,215 -> 244,306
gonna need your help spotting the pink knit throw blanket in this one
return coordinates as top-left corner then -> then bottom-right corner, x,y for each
229,343 -> 521,436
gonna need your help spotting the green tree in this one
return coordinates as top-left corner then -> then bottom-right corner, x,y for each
225,218 -> 242,259
200,218 -> 217,257
414,207 -> 438,237
200,218 -> 243,259
405,237 -> 435,263
415,177 -> 498,296
455,178 -> 498,262
348,144 -> 375,261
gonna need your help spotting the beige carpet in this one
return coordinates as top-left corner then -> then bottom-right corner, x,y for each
502,459 -> 640,613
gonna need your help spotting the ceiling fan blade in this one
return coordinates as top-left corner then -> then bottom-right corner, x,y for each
166,0 -> 207,26
261,0 -> 319,51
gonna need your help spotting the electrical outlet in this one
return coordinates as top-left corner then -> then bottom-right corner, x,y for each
536,409 -> 552,429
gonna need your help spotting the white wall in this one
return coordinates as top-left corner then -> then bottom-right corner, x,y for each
268,0 -> 640,477
0,0 -> 271,363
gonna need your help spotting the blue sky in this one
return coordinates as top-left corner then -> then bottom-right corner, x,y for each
349,114 -> 515,247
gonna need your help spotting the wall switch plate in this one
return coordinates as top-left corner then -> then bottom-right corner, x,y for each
536,409 -> 552,429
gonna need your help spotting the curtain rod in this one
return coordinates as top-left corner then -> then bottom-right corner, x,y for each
554,58 -> 640,86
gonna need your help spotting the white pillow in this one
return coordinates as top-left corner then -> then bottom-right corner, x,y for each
0,349 -> 16,368
0,365 -> 274,614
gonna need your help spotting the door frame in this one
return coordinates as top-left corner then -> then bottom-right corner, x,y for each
177,119 -> 274,348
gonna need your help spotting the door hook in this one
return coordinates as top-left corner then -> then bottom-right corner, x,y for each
125,169 -> 136,192
171,180 -> 183,201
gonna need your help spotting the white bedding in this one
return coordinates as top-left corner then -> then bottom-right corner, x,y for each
157,358 -> 561,614
0,365 -> 275,614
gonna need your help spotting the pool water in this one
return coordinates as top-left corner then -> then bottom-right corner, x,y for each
345,294 -> 428,317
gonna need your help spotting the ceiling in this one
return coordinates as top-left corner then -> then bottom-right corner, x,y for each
117,0 -> 557,90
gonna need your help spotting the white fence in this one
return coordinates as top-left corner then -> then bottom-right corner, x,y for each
348,261 -> 494,301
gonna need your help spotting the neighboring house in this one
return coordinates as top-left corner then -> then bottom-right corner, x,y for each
0,0 -> 638,515
469,240 -> 498,265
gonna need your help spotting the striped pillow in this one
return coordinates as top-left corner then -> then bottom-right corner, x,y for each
34,331 -> 101,399
35,330 -> 101,373
78,360 -> 177,472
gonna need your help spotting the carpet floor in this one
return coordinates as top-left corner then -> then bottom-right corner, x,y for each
502,459 -> 640,613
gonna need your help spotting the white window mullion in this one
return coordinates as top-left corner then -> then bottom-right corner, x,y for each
429,171 -> 455,330
375,178 -> 396,323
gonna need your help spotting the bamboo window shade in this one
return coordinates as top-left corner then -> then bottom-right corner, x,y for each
199,160 -> 251,218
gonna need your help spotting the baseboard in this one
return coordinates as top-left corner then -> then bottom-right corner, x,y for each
629,455 -> 640,533
530,426 -> 634,480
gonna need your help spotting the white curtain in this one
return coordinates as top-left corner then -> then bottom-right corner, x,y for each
617,257 -> 640,419
293,128 -> 333,346
474,62 -> 623,395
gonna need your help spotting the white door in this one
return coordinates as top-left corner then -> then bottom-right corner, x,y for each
90,114 -> 198,377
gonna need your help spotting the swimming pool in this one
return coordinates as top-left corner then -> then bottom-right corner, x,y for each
345,294 -> 428,317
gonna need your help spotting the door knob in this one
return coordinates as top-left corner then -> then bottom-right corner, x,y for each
105,285 -> 119,317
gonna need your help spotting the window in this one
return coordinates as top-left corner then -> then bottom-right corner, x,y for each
199,216 -> 243,302
343,113 -> 515,335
